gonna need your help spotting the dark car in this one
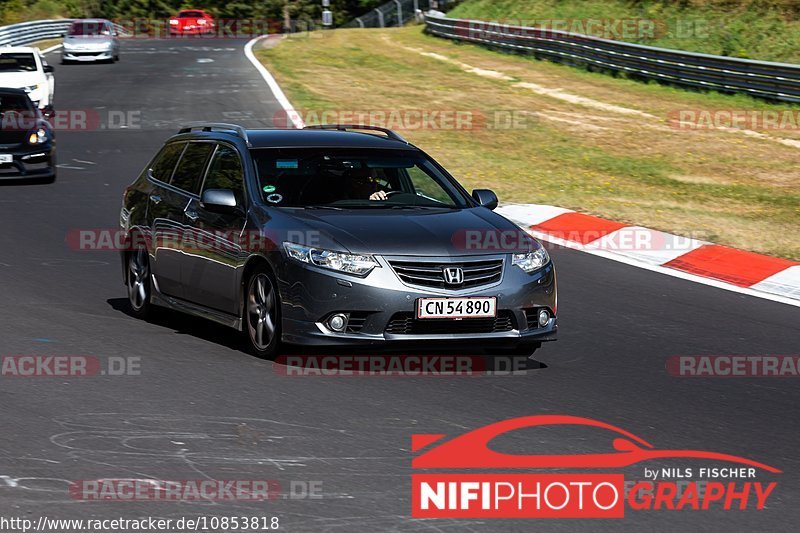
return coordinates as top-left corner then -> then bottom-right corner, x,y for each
0,88 -> 56,182
120,123 -> 557,358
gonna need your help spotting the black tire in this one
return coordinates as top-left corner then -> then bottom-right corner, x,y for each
243,266 -> 281,359
126,244 -> 153,320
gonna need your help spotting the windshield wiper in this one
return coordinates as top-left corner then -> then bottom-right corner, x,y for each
388,205 -> 452,210
303,205 -> 344,210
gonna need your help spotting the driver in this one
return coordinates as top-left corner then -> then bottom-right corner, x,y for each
347,167 -> 388,201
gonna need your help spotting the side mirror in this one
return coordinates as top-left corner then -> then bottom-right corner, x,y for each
472,189 -> 498,210
43,65 -> 54,73
201,188 -> 238,214
41,105 -> 55,121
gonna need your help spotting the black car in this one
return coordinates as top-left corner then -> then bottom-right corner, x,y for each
120,123 -> 557,358
0,88 -> 56,182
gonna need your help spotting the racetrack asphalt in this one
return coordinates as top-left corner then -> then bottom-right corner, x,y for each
0,38 -> 798,532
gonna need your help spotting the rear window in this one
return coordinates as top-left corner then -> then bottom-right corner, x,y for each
68,22 -> 108,36
170,142 -> 215,194
0,53 -> 36,72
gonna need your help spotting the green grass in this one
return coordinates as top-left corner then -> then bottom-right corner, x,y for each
448,0 -> 800,63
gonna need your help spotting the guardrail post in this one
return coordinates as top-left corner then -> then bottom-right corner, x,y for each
392,0 -> 403,26
355,17 -> 365,29
375,8 -> 384,28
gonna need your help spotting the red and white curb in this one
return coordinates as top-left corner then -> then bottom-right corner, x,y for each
497,204 -> 800,307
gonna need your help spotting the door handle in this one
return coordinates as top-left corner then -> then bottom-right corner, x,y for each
149,194 -> 162,204
185,210 -> 199,222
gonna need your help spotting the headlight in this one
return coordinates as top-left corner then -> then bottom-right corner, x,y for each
512,247 -> 550,273
28,128 -> 48,145
23,84 -> 40,93
283,242 -> 379,276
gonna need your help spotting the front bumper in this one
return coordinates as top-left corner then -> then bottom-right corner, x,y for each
62,49 -> 113,61
276,254 -> 557,348
0,146 -> 55,180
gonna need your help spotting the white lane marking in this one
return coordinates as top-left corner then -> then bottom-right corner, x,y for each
41,44 -> 62,54
56,164 -> 84,170
495,204 -> 800,308
72,159 -> 95,165
243,35 -> 305,129
196,58 -> 214,63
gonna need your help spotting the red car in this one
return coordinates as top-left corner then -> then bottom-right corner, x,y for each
169,9 -> 215,35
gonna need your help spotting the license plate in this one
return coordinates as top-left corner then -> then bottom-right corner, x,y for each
417,297 -> 497,319
0,154 -> 12,163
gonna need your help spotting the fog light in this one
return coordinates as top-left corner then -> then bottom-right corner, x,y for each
328,313 -> 347,332
538,309 -> 550,327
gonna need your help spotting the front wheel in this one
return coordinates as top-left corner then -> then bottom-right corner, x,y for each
127,246 -> 153,319
243,268 -> 281,359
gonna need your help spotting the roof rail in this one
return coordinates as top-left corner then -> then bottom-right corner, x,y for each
178,122 -> 251,146
304,124 -> 408,143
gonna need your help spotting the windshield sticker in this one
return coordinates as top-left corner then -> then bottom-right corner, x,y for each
266,193 -> 283,204
276,159 -> 298,169
262,185 -> 276,193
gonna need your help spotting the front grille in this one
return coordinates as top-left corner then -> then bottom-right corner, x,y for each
385,311 -> 516,335
389,258 -> 503,290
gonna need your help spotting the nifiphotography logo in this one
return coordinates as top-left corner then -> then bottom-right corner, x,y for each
411,415 -> 780,519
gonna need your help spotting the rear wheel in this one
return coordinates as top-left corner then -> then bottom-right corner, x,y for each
127,245 -> 152,319
244,267 -> 281,359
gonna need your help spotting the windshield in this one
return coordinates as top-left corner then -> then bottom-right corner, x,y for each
68,22 -> 109,36
252,148 -> 470,209
0,53 -> 36,72
0,93 -> 34,115
179,11 -> 204,18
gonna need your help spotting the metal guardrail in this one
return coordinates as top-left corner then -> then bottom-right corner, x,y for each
424,14 -> 800,103
0,19 -> 73,47
345,0 -> 431,29
0,19 -> 129,48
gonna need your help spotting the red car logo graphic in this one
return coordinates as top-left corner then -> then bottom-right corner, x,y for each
412,415 -> 780,473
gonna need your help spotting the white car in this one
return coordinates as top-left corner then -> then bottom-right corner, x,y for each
0,47 -> 55,109
61,19 -> 120,63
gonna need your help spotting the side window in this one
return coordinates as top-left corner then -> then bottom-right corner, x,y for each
202,144 -> 245,206
150,142 -> 185,183
170,142 -> 214,195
